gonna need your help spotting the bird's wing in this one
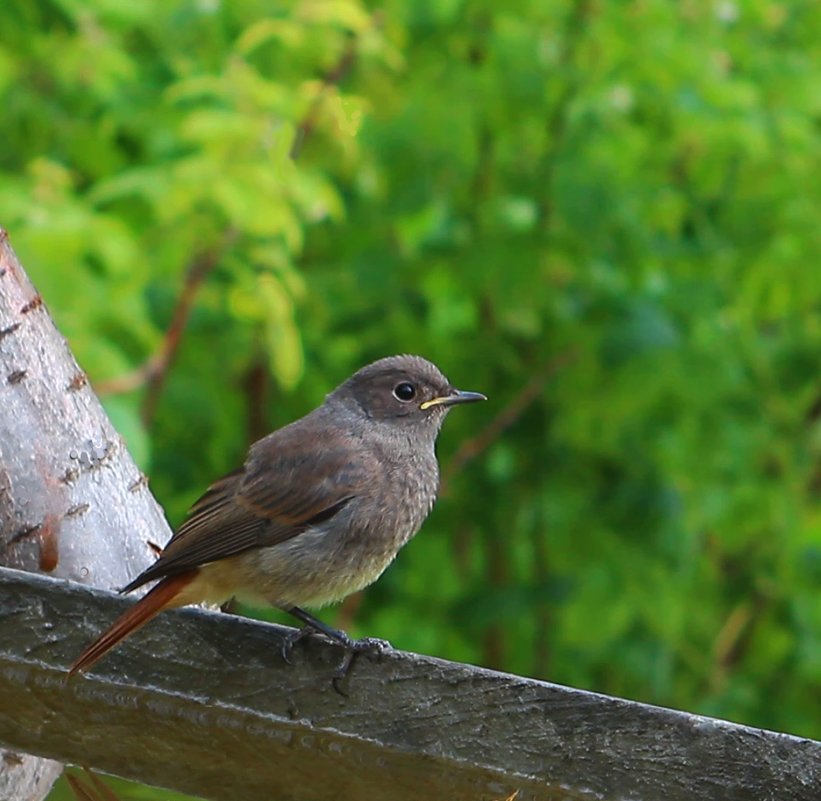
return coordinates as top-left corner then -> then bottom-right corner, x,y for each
122,421 -> 375,592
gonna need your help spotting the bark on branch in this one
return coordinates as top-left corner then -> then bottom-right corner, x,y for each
0,231 -> 163,799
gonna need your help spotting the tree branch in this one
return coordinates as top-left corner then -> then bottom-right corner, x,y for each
94,228 -> 239,427
0,230 -> 165,801
290,35 -> 360,160
441,350 -> 575,494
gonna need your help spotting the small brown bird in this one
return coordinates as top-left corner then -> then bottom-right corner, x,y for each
69,355 -> 485,676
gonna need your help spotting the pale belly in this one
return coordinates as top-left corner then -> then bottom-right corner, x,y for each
181,462 -> 437,610
191,520 -> 413,610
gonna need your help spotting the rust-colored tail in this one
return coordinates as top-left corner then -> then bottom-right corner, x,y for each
68,570 -> 198,677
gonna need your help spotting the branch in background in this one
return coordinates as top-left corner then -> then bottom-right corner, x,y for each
141,229 -> 239,426
483,523 -> 509,669
535,0 -> 593,233
530,515 -> 552,679
441,350 -> 573,669
66,767 -> 121,801
242,354 -> 273,445
440,350 -> 576,495
94,227 -> 239,428
333,587 -> 365,633
709,589 -> 771,694
289,30 -> 361,160
94,21 -> 373,419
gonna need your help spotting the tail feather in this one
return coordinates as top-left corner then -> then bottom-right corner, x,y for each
68,569 -> 198,677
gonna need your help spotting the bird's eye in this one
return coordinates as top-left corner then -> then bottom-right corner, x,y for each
393,381 -> 417,402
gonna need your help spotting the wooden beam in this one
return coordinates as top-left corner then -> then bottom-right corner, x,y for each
0,566 -> 818,801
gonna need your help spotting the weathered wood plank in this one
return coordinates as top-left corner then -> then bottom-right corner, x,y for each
0,566 -> 818,801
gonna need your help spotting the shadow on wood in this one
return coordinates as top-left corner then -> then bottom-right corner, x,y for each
0,566 -> 818,801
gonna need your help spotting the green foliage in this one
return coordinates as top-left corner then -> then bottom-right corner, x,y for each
1,1 -> 819,796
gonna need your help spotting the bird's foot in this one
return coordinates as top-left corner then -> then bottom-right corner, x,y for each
281,625 -> 318,665
281,625 -> 391,694
281,606 -> 391,694
331,635 -> 391,695
332,635 -> 391,678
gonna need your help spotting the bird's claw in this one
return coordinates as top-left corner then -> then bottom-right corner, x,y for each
281,625 -> 391,694
281,625 -> 316,665
331,636 -> 391,694
347,635 -> 391,658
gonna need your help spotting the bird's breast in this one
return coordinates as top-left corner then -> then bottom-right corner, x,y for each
229,451 -> 440,609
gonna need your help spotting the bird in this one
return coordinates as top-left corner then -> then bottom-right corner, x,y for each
69,354 -> 485,677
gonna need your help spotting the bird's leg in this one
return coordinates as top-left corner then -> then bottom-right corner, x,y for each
283,606 -> 356,649
281,606 -> 391,683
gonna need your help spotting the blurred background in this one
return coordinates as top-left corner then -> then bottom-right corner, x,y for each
1,0 -> 819,797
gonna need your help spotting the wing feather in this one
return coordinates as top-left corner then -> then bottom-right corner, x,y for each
122,418 -> 373,593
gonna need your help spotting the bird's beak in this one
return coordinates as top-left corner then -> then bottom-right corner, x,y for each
420,389 -> 487,410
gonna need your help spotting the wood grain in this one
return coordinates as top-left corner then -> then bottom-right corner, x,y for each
0,566 -> 818,801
